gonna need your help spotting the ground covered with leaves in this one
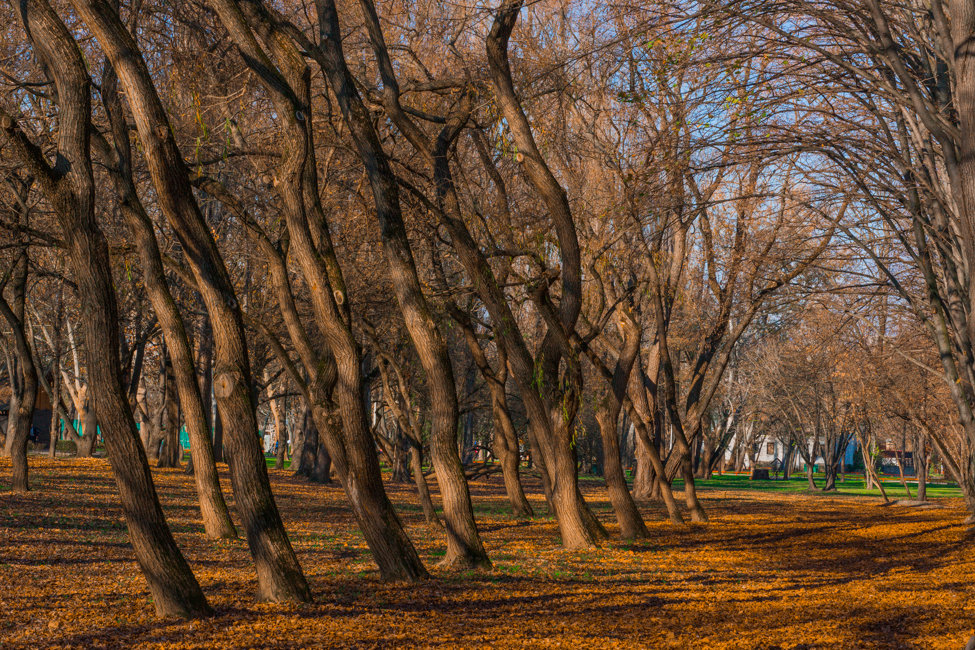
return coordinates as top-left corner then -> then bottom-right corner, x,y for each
0,457 -> 971,649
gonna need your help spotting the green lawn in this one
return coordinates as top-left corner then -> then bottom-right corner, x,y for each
676,472 -> 962,499
260,455 -> 961,500
264,455 -> 291,469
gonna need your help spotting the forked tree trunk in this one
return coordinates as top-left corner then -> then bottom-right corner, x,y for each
95,63 -> 235,536
0,0 -> 210,616
70,0 -> 310,602
201,0 -> 429,582
307,0 -> 489,569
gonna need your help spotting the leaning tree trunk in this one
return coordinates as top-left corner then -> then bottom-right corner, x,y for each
490,383 -> 533,518
409,444 -> 442,527
0,246 -> 38,493
202,0 -> 430,582
0,0 -> 210,614
71,0 -> 310,603
96,63 -> 236,537
302,0 -> 489,569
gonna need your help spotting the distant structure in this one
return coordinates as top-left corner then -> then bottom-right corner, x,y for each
0,383 -> 54,447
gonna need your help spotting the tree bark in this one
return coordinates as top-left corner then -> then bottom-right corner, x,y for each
70,0 -> 310,603
0,0 -> 210,617
0,244 -> 38,493
307,0 -> 489,569
93,65 -> 236,537
202,0 -> 430,582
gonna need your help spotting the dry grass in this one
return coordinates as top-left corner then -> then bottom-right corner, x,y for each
0,456 -> 972,649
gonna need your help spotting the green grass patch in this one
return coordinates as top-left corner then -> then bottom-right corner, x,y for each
677,472 -> 961,499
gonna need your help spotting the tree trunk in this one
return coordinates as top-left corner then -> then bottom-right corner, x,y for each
212,407 -> 224,464
201,0 -> 429,582
410,444 -> 442,527
388,429 -> 411,483
95,64 -> 236,536
306,0 -> 489,569
452,311 -> 532,519
896,449 -> 912,499
312,442 -> 332,484
71,0 -> 309,602
77,403 -> 98,457
295,408 -> 318,478
823,466 -> 836,492
632,433 -> 654,500
492,392 -> 532,518
590,308 -> 648,539
485,0 -> 601,549
625,403 -> 683,524
0,244 -> 38,493
47,279 -> 65,458
680,455 -> 708,522
275,413 -> 289,470
596,409 -> 648,539
0,0 -> 210,613
915,431 -> 928,502
157,350 -> 182,469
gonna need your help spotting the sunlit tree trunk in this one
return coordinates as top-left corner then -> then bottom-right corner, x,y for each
70,0 -> 310,603
0,0 -> 210,616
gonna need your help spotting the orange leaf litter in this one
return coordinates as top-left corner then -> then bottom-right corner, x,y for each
1,457 -> 972,648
